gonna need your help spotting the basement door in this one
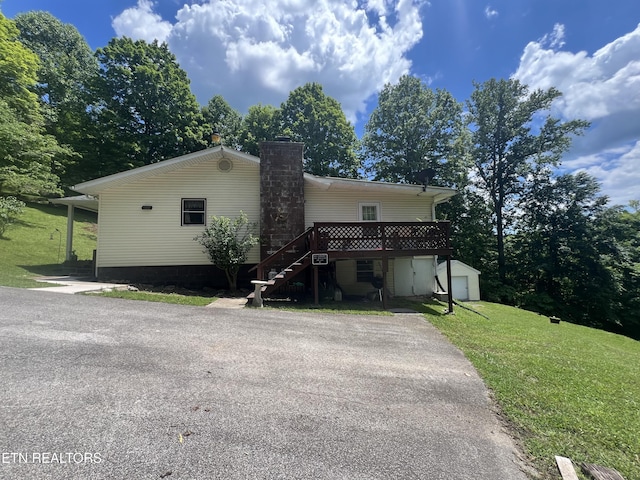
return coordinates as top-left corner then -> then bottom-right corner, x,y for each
394,258 -> 432,297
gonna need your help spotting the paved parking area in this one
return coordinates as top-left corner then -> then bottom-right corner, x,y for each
0,287 -> 530,479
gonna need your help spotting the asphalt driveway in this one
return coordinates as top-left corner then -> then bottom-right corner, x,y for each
0,288 -> 530,479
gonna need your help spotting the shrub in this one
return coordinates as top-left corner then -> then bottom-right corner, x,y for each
0,196 -> 26,237
194,211 -> 259,292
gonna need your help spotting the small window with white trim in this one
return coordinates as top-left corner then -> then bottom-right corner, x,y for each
359,202 -> 380,222
182,198 -> 206,225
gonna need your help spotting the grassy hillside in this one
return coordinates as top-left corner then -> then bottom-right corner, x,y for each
0,202 -> 97,287
427,302 -> 639,480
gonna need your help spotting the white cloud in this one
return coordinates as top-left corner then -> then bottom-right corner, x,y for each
567,142 -> 640,206
484,6 -> 498,20
112,0 -> 172,43
540,23 -> 565,49
112,0 -> 427,124
514,23 -> 640,205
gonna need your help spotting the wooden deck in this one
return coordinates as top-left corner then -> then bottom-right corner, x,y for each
251,221 -> 454,311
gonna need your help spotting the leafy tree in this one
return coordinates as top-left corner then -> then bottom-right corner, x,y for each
238,104 -> 279,156
511,172 -> 640,335
0,12 -> 40,121
201,95 -> 242,149
89,37 -> 207,178
0,13 -> 64,196
14,11 -> 99,186
362,75 -> 467,187
596,200 -> 640,338
277,83 -> 360,177
467,78 -> 589,283
0,99 -> 66,196
0,195 -> 25,237
194,212 -> 259,292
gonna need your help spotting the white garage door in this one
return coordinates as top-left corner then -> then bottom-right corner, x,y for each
452,276 -> 469,301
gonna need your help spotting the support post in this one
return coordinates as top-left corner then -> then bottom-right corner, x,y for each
446,255 -> 454,313
65,204 -> 74,261
313,265 -> 319,305
382,256 -> 389,310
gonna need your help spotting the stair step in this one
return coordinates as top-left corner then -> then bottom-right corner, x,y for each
284,268 -> 293,272
274,274 -> 285,279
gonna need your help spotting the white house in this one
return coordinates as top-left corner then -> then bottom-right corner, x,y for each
57,140 -> 458,304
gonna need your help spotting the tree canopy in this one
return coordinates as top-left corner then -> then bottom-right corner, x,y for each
0,12 -> 66,196
362,75 -> 467,187
201,94 -> 242,149
15,11 -> 98,186
278,83 -> 360,178
89,37 -> 207,178
238,104 -> 279,157
467,78 -> 589,283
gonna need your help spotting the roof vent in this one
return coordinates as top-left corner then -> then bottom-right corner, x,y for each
218,158 -> 233,172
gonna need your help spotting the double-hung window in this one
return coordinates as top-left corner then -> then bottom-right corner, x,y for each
359,203 -> 380,222
359,202 -> 380,238
182,198 -> 206,225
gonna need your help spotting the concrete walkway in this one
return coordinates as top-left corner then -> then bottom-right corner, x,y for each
29,275 -> 128,294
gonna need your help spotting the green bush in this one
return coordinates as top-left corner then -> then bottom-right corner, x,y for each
0,196 -> 26,237
194,211 -> 258,292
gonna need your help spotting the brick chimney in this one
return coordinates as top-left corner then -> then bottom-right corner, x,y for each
259,139 -> 305,259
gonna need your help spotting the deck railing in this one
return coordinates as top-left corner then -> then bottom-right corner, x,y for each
311,221 -> 451,257
252,221 -> 452,280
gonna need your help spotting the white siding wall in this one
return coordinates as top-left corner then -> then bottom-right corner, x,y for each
97,159 -> 260,267
304,183 -> 434,225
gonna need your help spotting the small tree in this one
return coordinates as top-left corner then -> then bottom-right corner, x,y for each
194,212 -> 259,293
0,196 -> 26,237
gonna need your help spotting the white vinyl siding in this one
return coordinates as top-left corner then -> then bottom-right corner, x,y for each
304,183 -> 434,225
96,158 -> 260,268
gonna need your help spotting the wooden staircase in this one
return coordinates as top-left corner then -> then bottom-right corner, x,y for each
247,228 -> 314,300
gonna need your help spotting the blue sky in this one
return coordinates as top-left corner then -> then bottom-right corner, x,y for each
2,0 -> 639,205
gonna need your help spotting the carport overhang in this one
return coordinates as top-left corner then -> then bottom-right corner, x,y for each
49,195 -> 98,262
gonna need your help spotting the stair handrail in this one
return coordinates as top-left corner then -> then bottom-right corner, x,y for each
249,227 -> 314,279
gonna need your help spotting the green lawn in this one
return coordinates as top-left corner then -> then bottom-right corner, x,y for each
425,301 -> 640,480
0,202 -> 97,287
96,289 -> 216,306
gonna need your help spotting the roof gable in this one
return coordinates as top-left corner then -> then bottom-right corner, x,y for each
73,146 -> 258,195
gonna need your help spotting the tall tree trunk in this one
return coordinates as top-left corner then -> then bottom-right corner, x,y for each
496,205 -> 506,283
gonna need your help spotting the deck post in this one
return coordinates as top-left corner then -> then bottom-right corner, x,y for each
446,255 -> 454,313
382,256 -> 389,310
65,204 -> 74,261
313,265 -> 319,305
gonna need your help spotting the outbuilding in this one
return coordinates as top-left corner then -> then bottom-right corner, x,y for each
436,260 -> 481,301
